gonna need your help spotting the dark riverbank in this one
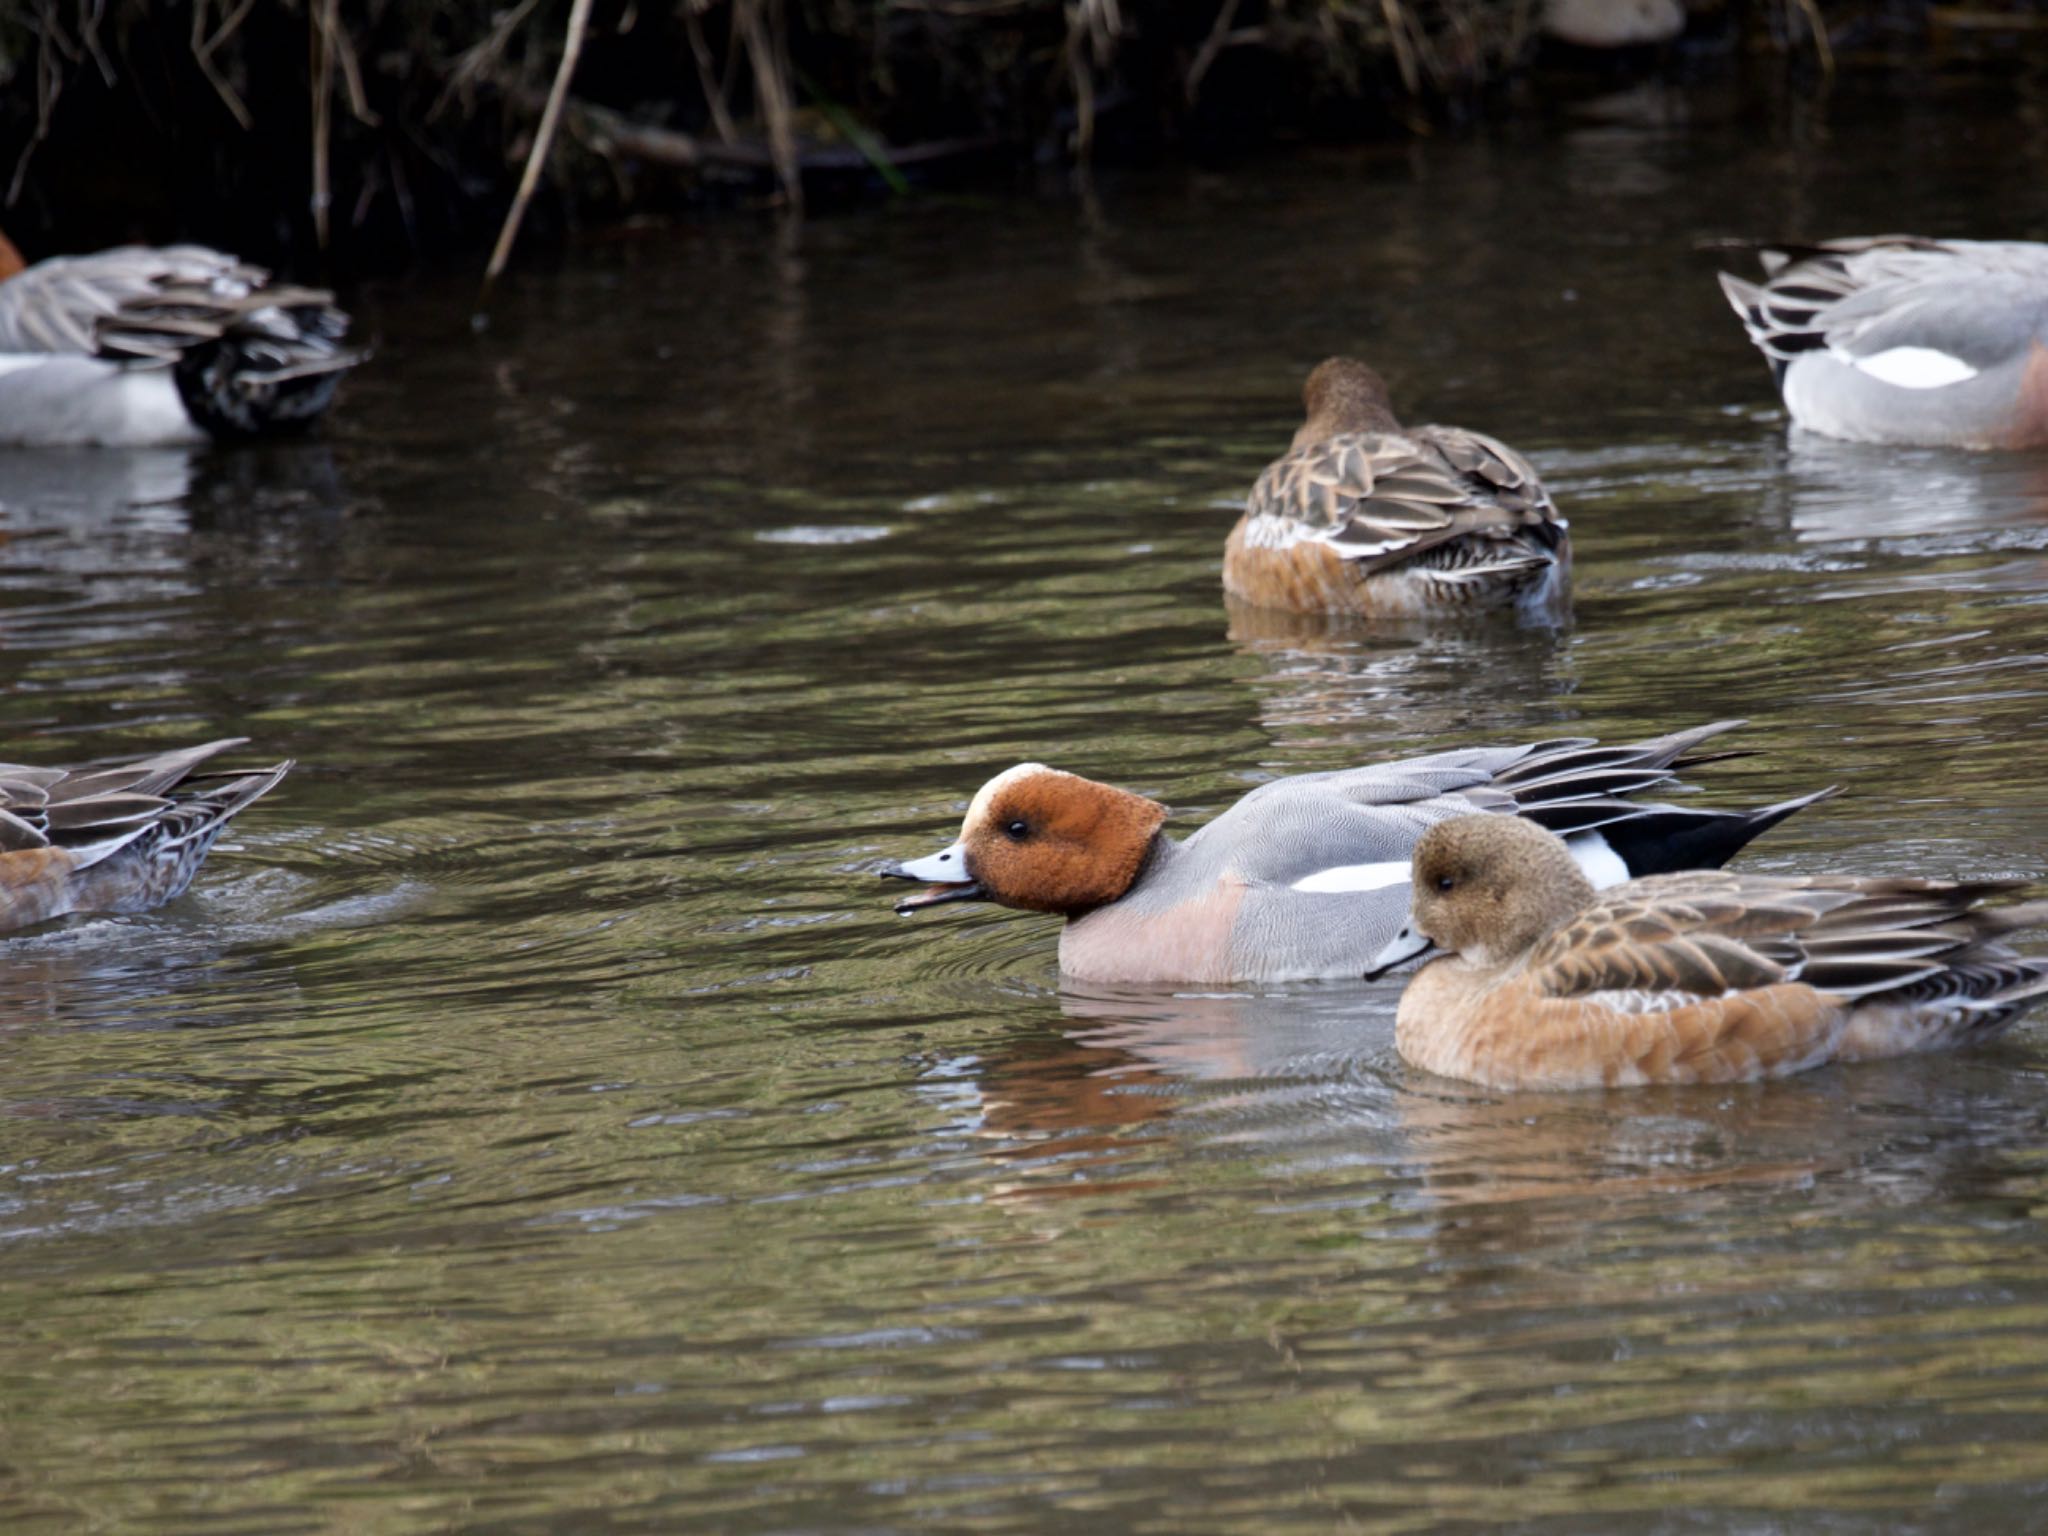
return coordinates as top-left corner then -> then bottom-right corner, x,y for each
0,0 -> 2028,274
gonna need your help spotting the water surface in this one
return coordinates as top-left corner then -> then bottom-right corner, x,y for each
5,79 -> 2048,1533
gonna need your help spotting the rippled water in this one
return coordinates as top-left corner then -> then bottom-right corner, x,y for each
6,80 -> 2048,1532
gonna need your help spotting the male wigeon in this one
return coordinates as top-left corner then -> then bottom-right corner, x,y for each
1718,237 -> 2048,449
1369,814 -> 2048,1090
0,739 -> 291,932
1222,357 -> 1569,620
0,228 -> 363,447
883,722 -> 1831,984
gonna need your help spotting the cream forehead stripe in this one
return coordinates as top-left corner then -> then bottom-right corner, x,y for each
963,763 -> 1064,826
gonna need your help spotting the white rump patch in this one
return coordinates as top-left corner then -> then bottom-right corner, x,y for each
1841,346 -> 1979,390
1566,832 -> 1629,889
1290,859 -> 1410,894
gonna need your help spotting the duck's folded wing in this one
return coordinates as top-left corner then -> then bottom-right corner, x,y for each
1244,429 -> 1555,574
1817,263 -> 2048,378
0,246 -> 267,357
1527,873 -> 1823,999
1532,869 -> 2037,1004
1722,238 -> 2048,381
1522,872 -> 2048,1081
1211,724 -> 1772,892
1506,875 -> 1851,1081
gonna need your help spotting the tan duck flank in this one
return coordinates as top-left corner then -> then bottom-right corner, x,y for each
1373,814 -> 2048,1090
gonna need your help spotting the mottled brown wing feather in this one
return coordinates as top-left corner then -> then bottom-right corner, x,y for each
1530,870 -> 2044,1007
1527,872 -> 1845,1000
1245,427 -> 1560,576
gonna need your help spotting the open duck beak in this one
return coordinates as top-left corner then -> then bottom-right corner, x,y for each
881,840 -> 987,914
1364,923 -> 1436,980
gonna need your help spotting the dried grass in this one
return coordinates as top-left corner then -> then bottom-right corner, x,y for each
0,0 -> 1859,263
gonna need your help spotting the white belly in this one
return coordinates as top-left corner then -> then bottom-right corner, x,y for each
0,356 -> 205,447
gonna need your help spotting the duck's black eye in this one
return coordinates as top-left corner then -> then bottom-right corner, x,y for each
1435,875 -> 1456,892
1004,819 -> 1030,841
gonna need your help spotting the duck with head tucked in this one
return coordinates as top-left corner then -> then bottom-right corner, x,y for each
0,739 -> 291,932
0,228 -> 364,447
1369,813 -> 2048,1090
883,722 -> 1831,985
1718,236 -> 2048,449
1223,357 -> 1570,620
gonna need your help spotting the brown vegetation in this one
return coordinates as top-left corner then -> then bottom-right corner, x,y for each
0,0 -> 1905,266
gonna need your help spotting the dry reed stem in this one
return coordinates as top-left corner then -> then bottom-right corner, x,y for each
1377,0 -> 1422,96
191,0 -> 258,129
735,0 -> 802,213
1064,3 -> 1094,156
309,1 -> 332,246
319,0 -> 380,124
485,0 -> 595,291
683,0 -> 739,144
437,0 -> 546,118
1789,0 -> 1836,78
1186,0 -> 1243,104
8,2 -> 62,201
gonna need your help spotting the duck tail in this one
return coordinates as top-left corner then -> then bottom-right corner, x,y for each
67,757 -> 293,914
1598,784 -> 1842,878
99,279 -> 365,438
171,289 -> 366,438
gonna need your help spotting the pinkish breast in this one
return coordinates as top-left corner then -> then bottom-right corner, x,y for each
1058,880 -> 1248,984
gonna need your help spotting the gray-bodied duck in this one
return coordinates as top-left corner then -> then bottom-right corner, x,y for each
883,722 -> 1828,985
1719,236 -> 2048,449
0,229 -> 364,447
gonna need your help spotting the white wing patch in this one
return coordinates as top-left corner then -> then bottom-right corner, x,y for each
1240,514 -> 1316,552
1324,535 -> 1408,559
1841,345 -> 1979,390
1581,988 -> 1704,1014
1294,832 -> 1624,895
1566,832 -> 1629,889
1289,859 -> 1410,895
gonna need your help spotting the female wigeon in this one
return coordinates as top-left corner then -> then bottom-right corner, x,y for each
1369,814 -> 2048,1090
0,740 -> 291,932
0,228 -> 363,447
1718,237 -> 2048,449
884,722 -> 1831,985
1222,357 -> 1569,620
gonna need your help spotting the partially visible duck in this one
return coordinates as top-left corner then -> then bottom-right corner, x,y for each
1541,0 -> 1684,47
883,721 -> 1831,985
0,739 -> 291,931
1718,237 -> 2048,449
0,228 -> 364,447
1369,814 -> 2048,1090
1223,357 -> 1569,620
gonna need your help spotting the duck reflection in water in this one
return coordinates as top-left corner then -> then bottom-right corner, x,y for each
931,982 -> 2048,1226
1222,594 -> 1577,750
